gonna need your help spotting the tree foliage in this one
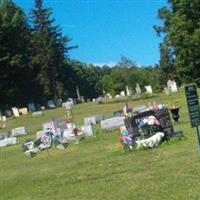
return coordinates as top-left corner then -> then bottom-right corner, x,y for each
29,0 -> 73,102
155,0 -> 200,84
0,0 -> 31,106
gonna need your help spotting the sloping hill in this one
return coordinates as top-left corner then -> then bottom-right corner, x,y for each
0,88 -> 200,200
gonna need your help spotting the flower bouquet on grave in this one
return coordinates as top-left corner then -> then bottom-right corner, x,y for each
139,124 -> 161,139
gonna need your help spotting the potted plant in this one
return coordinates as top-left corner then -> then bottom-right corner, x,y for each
169,102 -> 181,122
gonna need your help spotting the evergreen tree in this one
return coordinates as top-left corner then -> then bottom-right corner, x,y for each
30,0 -> 73,102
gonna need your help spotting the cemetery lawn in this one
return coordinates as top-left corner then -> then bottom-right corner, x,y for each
0,88 -> 200,200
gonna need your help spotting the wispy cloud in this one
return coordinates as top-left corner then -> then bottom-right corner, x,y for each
92,62 -> 117,67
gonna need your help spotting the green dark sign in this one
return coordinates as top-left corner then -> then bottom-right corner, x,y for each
185,84 -> 200,128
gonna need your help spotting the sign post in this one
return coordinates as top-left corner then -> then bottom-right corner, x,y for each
185,84 -> 200,149
196,126 -> 200,148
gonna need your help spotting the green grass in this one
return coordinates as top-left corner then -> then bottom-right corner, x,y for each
1,88 -> 200,200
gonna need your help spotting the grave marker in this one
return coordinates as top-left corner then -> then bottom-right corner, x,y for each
11,127 -> 26,136
28,103 -> 36,112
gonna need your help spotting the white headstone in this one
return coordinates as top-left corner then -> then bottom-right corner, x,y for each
65,101 -> 73,110
12,107 -> 19,117
81,125 -> 93,137
11,127 -> 26,137
171,80 -> 178,92
167,79 -> 173,92
145,85 -> 153,94
0,137 -> 18,148
126,86 -> 131,96
120,91 -> 126,97
19,108 -> 28,115
2,116 -> 6,122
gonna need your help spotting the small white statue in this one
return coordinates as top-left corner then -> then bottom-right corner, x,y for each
135,83 -> 141,98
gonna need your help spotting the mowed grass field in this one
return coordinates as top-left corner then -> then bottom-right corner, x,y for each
0,88 -> 200,200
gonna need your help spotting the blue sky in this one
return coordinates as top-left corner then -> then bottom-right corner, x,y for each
14,0 -> 167,66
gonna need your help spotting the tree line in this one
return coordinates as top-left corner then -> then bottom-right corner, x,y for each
0,0 -> 199,108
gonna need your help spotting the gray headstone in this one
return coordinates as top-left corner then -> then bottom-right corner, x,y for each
134,105 -> 147,113
28,103 -> 36,112
47,100 -> 56,108
5,109 -> 12,117
11,127 -> 26,137
56,99 -> 62,107
136,84 -> 142,98
32,111 -> 43,117
100,116 -> 125,129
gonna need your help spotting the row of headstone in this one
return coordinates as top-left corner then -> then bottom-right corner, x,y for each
100,85 -> 153,101
0,126 -> 26,148
36,117 -> 93,139
115,86 -> 132,99
135,84 -> 153,98
3,107 -> 29,118
28,99 -> 74,113
0,99 -> 74,119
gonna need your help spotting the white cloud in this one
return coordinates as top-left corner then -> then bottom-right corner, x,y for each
91,61 -> 117,67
